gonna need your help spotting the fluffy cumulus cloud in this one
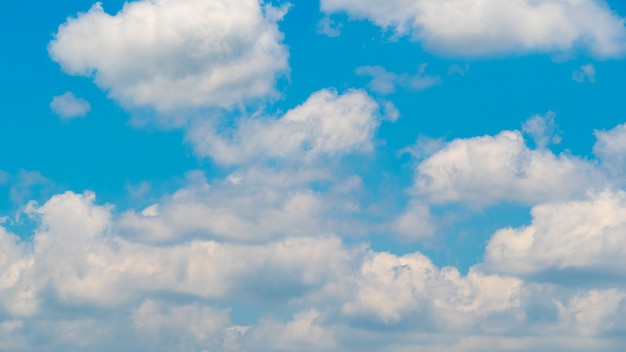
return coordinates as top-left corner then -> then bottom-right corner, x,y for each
1,186 -> 626,351
117,169 -> 366,243
49,91 -> 91,119
483,189 -> 626,278
341,251 -> 523,328
16,1 -> 626,350
48,0 -> 289,112
19,191 -> 357,307
321,0 -> 626,57
413,128 -> 604,207
187,89 -> 386,165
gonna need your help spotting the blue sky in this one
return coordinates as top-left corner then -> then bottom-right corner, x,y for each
2,0 -> 626,351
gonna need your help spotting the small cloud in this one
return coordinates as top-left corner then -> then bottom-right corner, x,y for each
50,92 -> 91,119
356,64 -> 440,94
572,64 -> 596,84
382,101 -> 399,122
448,63 -> 470,76
317,16 -> 342,37
522,112 -> 562,149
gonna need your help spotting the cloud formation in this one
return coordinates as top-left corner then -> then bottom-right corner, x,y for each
594,122 -> 626,177
18,0 -> 626,350
187,89 -> 385,165
2,187 -> 626,351
49,92 -> 91,119
321,0 -> 626,57
413,128 -> 603,207
484,189 -> 626,277
48,0 -> 289,112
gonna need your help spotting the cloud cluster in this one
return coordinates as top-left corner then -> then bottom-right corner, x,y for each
48,0 -> 289,112
321,0 -> 626,57
30,0 -> 626,350
2,185 -> 626,350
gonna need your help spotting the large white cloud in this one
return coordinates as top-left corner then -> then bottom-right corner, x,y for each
48,0 -> 289,112
414,128 -> 604,207
2,188 -> 626,351
187,89 -> 386,165
483,189 -> 626,277
0,191 -> 358,311
117,169 -> 366,243
321,0 -> 626,57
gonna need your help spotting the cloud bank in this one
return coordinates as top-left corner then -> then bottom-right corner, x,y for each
321,0 -> 626,57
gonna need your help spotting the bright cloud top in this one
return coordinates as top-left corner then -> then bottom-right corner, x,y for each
188,89 -> 386,165
48,0 -> 289,112
413,128 -> 604,207
484,190 -> 626,278
321,0 -> 626,57
49,92 -> 91,119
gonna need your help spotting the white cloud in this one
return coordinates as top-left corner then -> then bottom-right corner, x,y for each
48,0 -> 289,112
342,251 -> 523,328
594,122 -> 626,176
556,289 -> 626,337
49,92 -> 91,119
240,310 -> 336,351
317,16 -> 343,37
392,201 -> 435,240
132,300 -> 231,349
572,63 -> 597,83
414,128 -> 604,207
522,111 -> 562,149
483,189 -> 626,277
1,191 -> 359,310
187,89 -> 385,165
356,64 -> 440,94
2,187 -> 626,350
117,170 -> 333,243
321,0 -> 626,57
